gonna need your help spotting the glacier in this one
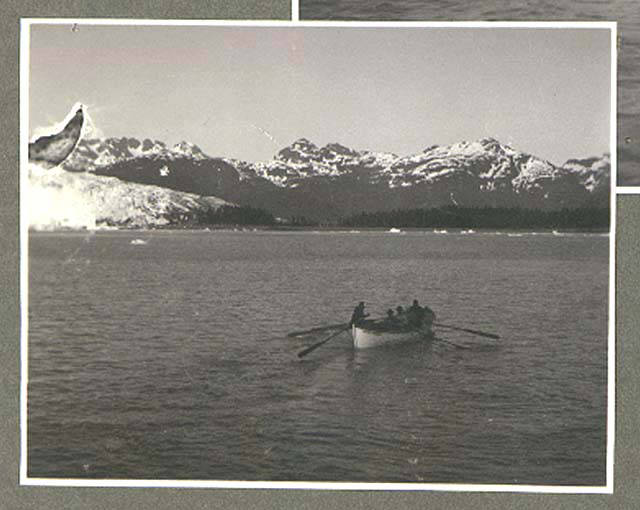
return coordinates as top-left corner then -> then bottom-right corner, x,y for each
27,163 -> 230,231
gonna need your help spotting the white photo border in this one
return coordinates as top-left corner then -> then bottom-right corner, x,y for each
20,18 -> 617,494
293,0 -> 299,21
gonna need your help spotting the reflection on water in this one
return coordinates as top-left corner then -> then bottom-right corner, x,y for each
28,230 -> 608,484
300,0 -> 639,183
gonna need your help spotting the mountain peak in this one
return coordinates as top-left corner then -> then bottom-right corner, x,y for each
291,137 -> 318,150
142,138 -> 167,151
321,142 -> 359,157
477,136 -> 501,145
275,138 -> 320,163
474,137 -> 508,152
172,141 -> 208,159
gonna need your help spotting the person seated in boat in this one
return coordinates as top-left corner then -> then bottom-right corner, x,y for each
385,308 -> 399,326
350,301 -> 369,326
393,305 -> 410,328
406,300 -> 424,328
422,303 -> 436,324
409,299 -> 436,327
408,299 -> 436,328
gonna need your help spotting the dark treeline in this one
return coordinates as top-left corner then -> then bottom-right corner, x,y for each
200,205 -> 276,226
189,204 -> 609,229
289,215 -> 319,227
339,206 -> 610,230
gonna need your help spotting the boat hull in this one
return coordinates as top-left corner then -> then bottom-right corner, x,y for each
352,322 -> 433,350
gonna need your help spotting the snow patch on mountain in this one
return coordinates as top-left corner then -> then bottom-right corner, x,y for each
379,137 -> 571,192
63,137 -> 211,172
511,156 -> 561,190
171,141 -> 208,160
359,150 -> 399,168
254,138 -> 397,186
223,158 -> 265,182
562,154 -> 611,192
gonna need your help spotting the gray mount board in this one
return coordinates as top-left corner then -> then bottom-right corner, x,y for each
2,2 -> 638,509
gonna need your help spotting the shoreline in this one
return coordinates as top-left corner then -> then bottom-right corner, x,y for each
27,225 -> 611,235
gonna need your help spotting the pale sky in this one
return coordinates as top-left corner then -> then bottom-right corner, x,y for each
29,24 -> 612,165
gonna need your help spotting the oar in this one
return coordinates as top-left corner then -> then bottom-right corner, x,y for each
287,322 -> 348,338
297,324 -> 352,358
433,337 -> 471,350
288,315 -> 382,338
434,323 -> 499,340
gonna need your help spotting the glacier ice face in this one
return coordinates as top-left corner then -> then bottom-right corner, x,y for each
27,162 -> 230,230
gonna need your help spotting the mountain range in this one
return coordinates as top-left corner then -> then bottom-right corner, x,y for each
59,135 -> 610,222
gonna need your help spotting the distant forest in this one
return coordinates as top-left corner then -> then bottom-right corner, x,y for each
195,204 -> 610,230
338,206 -> 610,230
200,205 -> 276,226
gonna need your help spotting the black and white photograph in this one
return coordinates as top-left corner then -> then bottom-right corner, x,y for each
298,0 -> 638,187
22,21 -> 614,490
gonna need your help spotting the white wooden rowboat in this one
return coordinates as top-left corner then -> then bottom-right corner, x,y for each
351,320 -> 434,350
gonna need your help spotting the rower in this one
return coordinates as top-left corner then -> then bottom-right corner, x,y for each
407,300 -> 423,328
420,300 -> 436,324
350,301 -> 369,326
411,299 -> 436,326
385,308 -> 398,325
394,305 -> 408,327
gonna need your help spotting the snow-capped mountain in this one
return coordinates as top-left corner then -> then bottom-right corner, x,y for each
253,138 -> 398,186
63,137 -> 209,172
260,136 -> 608,194
561,154 -> 611,192
60,133 -> 610,221
28,105 -> 237,230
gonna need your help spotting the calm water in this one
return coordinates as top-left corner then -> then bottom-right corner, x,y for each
27,230 -> 609,485
300,0 -> 640,182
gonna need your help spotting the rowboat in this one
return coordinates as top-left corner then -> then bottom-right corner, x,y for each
297,306 -> 497,358
351,319 -> 434,350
